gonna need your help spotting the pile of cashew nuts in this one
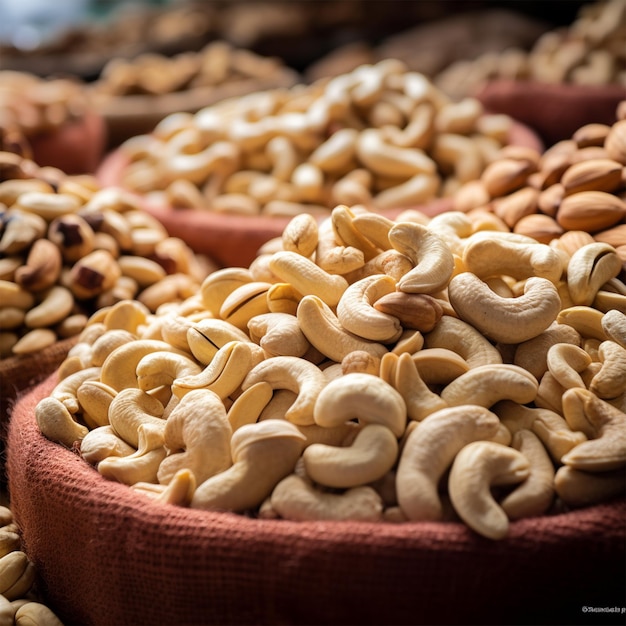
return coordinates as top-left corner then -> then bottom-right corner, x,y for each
435,0 -> 626,99
0,504 -> 64,625
0,154 -> 215,358
92,40 -> 293,98
35,192 -> 626,539
115,59 -> 518,214
452,102 -> 626,259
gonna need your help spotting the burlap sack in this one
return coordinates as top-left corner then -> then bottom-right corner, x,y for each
7,374 -> 625,626
475,80 -> 626,147
0,338 -> 77,491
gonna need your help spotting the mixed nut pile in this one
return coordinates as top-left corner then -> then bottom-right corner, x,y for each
0,153 -> 215,358
114,60 -> 521,215
34,124 -> 626,537
0,505 -> 63,625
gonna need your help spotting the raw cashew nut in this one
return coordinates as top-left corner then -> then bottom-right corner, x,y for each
313,372 -> 406,437
80,425 -> 136,464
424,315 -> 503,368
270,474 -> 383,522
191,419 -> 306,512
158,389 -> 232,486
107,387 -> 165,448
601,309 -> 626,348
448,440 -> 530,540
545,343 -> 592,390
561,387 -> 626,471
35,396 -> 89,448
296,295 -> 389,362
440,364 -> 538,407
187,318 -> 251,365
242,355 -> 328,426
388,222 -> 455,294
247,312 -> 310,357
336,274 -> 402,343
136,351 -> 203,393
555,465 -> 626,507
97,422 -> 167,485
302,423 -> 398,488
589,340 -> 626,399
396,405 -> 500,521
566,242 -> 623,306
448,273 -> 562,344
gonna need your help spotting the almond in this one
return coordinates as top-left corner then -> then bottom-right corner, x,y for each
480,158 -> 534,197
572,123 -> 612,148
452,180 -> 490,212
513,213 -> 563,244
556,190 -> 626,232
561,158 -> 624,195
605,119 -> 626,165
492,186 -> 539,227
537,183 -> 565,217
593,223 -> 626,248
551,230 -> 596,258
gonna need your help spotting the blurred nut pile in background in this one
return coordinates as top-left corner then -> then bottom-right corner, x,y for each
0,152 -> 215,359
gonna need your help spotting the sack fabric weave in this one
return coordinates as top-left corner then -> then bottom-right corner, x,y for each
6,374 -> 626,626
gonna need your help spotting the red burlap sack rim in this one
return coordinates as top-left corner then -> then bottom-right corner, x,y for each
475,80 -> 626,147
6,374 -> 625,626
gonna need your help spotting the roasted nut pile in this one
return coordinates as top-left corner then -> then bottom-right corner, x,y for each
0,153 -> 215,358
35,197 -> 626,540
435,0 -> 626,99
452,102 -> 626,262
0,72 -> 89,142
0,504 -> 64,625
92,40 -> 293,98
115,59 -> 520,215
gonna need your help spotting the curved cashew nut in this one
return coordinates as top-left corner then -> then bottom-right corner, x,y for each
351,212 -> 395,251
14,237 -> 62,292
174,340 -> 265,400
557,306 -> 608,342
448,441 -> 530,540
331,205 -> 380,261
441,364 -> 538,408
242,355 -> 328,426
281,212 -> 319,258
589,340 -> 626,399
218,281 -> 272,331
462,234 -> 564,283
303,423 -> 398,489
269,250 -> 349,307
199,267 -> 254,316
136,351 -> 202,394
97,422 -> 167,486
270,474 -> 383,522
35,397 -> 89,448
24,285 -> 74,329
546,343 -> 592,390
266,282 -> 304,316
388,222 -> 455,294
411,348 -> 470,386
103,300 -> 150,334
247,312 -> 311,357
493,400 -> 587,464
396,404 -> 500,521
227,381 -> 274,431
187,318 -> 251,365
336,274 -> 402,343
513,322 -> 581,380
448,273 -> 561,344
424,315 -> 502,368
80,425 -> 136,465
555,465 -> 626,508
313,372 -> 406,437
382,352 -> 447,421
566,242 -> 623,306
50,366 -> 102,414
107,387 -> 165,448
601,309 -> 626,349
297,295 -> 389,363
157,389 -> 232,486
76,380 -> 117,428
500,429 -> 555,520
343,249 -> 413,284
89,329 -> 138,367
100,339 -> 188,391
561,387 -> 626,471
191,419 -> 306,513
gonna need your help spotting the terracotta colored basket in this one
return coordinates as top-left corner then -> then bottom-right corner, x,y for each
6,374 -> 625,626
0,337 -> 77,490
475,81 -> 626,147
29,109 -> 107,176
96,119 -> 542,269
